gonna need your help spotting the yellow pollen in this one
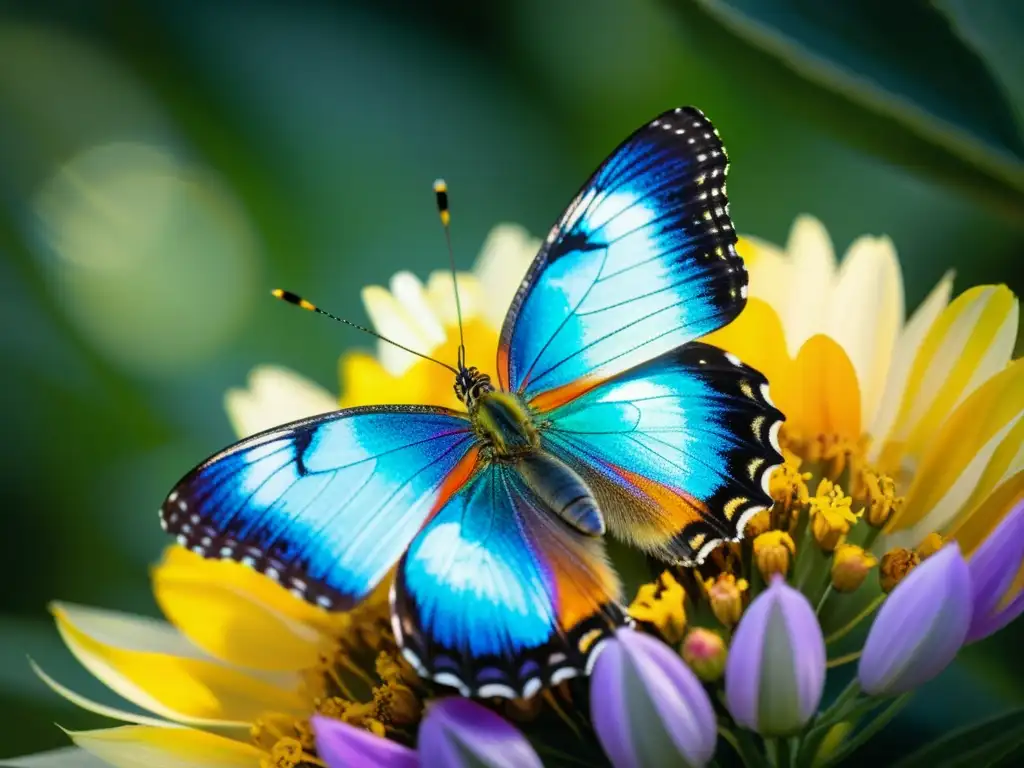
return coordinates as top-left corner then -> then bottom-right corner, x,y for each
753,530 -> 795,579
860,470 -> 903,529
808,479 -> 859,552
916,532 -> 945,559
879,548 -> 920,593
628,570 -> 688,643
703,573 -> 749,627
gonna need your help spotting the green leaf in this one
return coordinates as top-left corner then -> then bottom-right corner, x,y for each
934,0 -> 1024,139
682,0 -> 1024,209
890,706 -> 1024,768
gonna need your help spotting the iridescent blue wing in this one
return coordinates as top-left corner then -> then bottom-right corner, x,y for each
392,459 -> 624,699
542,343 -> 785,565
498,106 -> 745,407
160,406 -> 476,610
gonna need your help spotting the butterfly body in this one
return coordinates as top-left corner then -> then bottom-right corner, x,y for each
161,106 -> 785,699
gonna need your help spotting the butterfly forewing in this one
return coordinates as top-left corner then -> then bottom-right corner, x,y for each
499,106 -> 745,406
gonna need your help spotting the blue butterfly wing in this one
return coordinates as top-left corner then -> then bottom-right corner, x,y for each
498,106 -> 745,406
542,343 -> 785,565
392,459 -> 624,699
160,405 -> 476,610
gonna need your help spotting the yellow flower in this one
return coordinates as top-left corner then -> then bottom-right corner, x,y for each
704,215 -> 1022,564
753,530 -> 796,579
808,479 -> 859,552
704,573 -> 750,627
831,544 -> 878,593
628,571 -> 688,643
32,225 -> 538,768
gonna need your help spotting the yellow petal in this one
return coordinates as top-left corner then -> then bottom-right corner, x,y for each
69,725 -> 263,768
31,659 -> 176,727
869,272 -> 954,454
882,285 -> 1019,473
362,280 -> 438,376
825,235 -> 904,429
735,235 -> 790,316
53,603 -> 306,726
152,546 -> 331,672
701,298 -> 791,403
781,215 -> 836,356
779,334 -> 861,440
889,358 -> 1024,540
224,366 -> 337,439
339,352 -> 430,408
471,224 -> 540,331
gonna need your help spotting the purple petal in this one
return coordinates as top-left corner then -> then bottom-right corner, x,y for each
967,500 -> 1024,643
859,544 -> 972,695
725,575 -> 824,735
313,715 -> 419,768
417,698 -> 542,768
591,629 -> 717,767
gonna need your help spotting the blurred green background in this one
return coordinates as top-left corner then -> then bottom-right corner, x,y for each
1,0 -> 1022,761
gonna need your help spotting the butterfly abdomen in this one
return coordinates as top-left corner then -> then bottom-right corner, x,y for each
517,452 -> 605,537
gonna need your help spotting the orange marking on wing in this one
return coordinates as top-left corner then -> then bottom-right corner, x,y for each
497,344 -> 510,390
429,445 -> 481,517
548,545 -> 621,632
528,374 -> 612,412
607,463 -> 708,533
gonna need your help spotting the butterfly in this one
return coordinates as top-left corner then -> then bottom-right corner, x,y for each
160,106 -> 784,700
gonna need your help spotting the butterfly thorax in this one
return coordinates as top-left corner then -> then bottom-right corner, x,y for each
470,389 -> 540,459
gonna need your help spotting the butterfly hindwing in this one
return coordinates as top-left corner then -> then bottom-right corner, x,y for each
160,406 -> 476,610
542,342 -> 785,565
499,106 -> 746,406
392,459 -> 624,699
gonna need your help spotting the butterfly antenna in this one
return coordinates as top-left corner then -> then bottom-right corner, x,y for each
434,179 -> 466,369
271,289 -> 459,374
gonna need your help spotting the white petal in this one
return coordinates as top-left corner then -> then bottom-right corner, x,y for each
869,272 -> 953,453
389,271 -> 446,347
826,235 -> 904,428
52,603 -> 207,658
781,215 -> 837,355
224,365 -> 337,439
2,748 -> 111,768
425,270 -> 482,329
740,234 -> 791,315
472,224 -> 540,331
362,282 -> 435,376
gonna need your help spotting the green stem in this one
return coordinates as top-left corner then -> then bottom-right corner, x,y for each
820,693 -> 913,766
825,650 -> 862,669
815,585 -> 834,614
769,737 -> 794,767
824,596 -> 884,645
720,725 -> 772,768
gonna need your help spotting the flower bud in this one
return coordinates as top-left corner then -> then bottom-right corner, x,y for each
859,545 -> 971,696
704,573 -> 748,627
591,628 -> 717,767
681,628 -> 727,682
313,715 -> 418,768
725,575 -> 825,736
879,548 -> 919,593
967,500 -> 1024,643
754,531 -> 795,579
916,533 -> 944,559
862,471 -> 901,528
831,544 -> 877,593
743,509 -> 771,539
418,698 -> 542,768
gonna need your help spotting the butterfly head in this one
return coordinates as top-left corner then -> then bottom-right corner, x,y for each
454,365 -> 494,409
